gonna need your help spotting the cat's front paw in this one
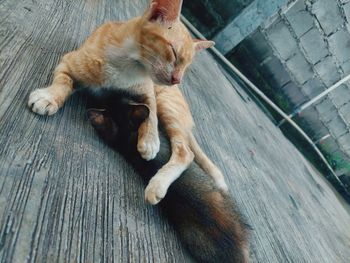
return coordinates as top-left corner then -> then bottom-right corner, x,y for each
144,177 -> 168,205
28,88 -> 59,115
137,131 -> 160,161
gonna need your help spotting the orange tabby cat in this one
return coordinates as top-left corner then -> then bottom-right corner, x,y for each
28,0 -> 227,204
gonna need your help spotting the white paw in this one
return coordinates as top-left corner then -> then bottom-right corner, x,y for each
28,88 -> 59,115
144,178 -> 168,205
210,167 -> 229,192
138,132 -> 160,161
216,178 -> 229,193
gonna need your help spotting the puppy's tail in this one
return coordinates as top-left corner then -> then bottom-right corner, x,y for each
188,133 -> 228,191
164,171 -> 250,263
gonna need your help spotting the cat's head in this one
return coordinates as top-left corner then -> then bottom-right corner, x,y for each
87,97 -> 150,145
137,0 -> 214,86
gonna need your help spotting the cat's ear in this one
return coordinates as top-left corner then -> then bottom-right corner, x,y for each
128,103 -> 150,128
194,39 -> 215,52
146,0 -> 183,24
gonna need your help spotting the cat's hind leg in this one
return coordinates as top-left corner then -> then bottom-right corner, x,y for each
145,134 -> 194,204
188,133 -> 228,192
146,131 -> 229,203
155,85 -> 228,193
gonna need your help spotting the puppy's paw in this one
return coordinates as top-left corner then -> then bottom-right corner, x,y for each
144,178 -> 168,205
137,131 -> 160,161
28,88 -> 59,115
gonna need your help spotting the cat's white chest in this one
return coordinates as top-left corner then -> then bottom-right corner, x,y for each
103,40 -> 151,90
104,62 -> 148,89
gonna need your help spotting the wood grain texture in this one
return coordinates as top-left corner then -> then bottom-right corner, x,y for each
0,0 -> 349,262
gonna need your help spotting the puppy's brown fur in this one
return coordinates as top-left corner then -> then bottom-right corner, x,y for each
87,90 -> 250,262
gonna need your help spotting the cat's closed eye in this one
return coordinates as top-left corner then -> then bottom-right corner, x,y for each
170,44 -> 178,62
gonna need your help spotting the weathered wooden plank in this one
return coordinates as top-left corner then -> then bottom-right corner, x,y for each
0,0 -> 350,263
0,1 -> 189,262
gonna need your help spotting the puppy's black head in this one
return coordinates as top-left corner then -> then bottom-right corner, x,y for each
87,90 -> 149,144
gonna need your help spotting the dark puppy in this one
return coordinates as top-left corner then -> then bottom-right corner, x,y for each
87,90 -> 250,263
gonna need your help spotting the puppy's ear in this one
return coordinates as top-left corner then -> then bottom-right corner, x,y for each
128,103 -> 150,129
87,109 -> 118,143
87,109 -> 108,127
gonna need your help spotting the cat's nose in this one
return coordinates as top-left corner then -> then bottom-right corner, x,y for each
171,76 -> 181,84
171,71 -> 182,84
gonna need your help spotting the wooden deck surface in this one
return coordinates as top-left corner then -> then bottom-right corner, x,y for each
1,0 -> 350,262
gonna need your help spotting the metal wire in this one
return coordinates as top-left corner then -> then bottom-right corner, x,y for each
278,73 -> 350,126
181,15 -> 347,188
